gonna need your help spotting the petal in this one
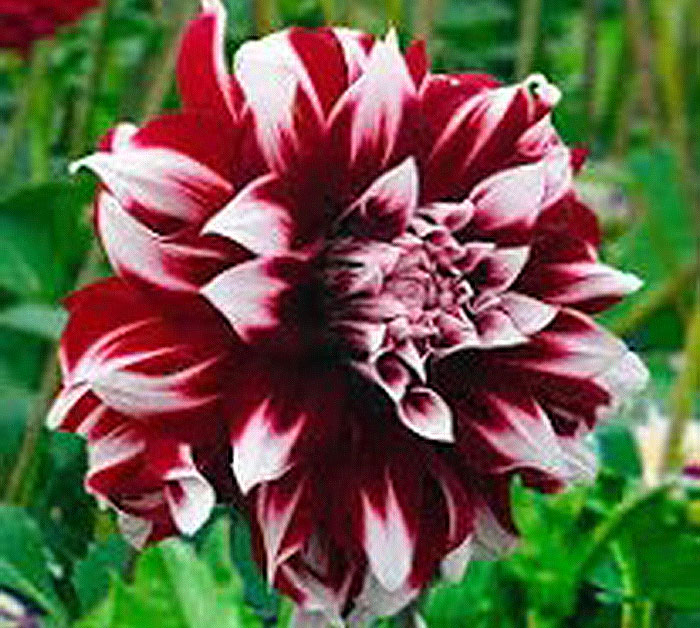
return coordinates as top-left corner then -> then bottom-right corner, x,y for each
232,398 -> 305,494
398,387 -> 454,443
58,280 -> 226,424
424,74 -> 561,201
130,112 -> 240,184
468,147 -> 572,242
471,496 -> 518,560
176,0 -> 239,122
201,257 -> 296,342
330,28 -> 374,82
326,29 -> 418,195
497,292 -> 558,336
96,192 -> 232,292
203,174 -> 322,255
440,534 -> 473,582
234,29 -> 346,171
472,246 -> 530,295
361,473 -> 415,591
347,157 -> 420,240
349,573 -> 419,624
71,146 -> 233,228
404,40 -> 429,89
519,259 -> 642,312
256,473 -> 310,583
455,391 -> 573,477
163,447 -> 217,534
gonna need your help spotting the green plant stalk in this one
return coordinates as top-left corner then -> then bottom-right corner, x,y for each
610,262 -> 698,337
662,300 -> 700,472
0,43 -> 50,178
575,483 -> 673,581
651,0 -> 700,236
623,0 -> 661,143
319,0 -> 335,24
385,0 -> 403,28
69,0 -> 115,158
253,0 -> 275,35
515,0 -> 543,79
582,0 -> 599,143
140,0 -> 199,121
613,542 -> 653,628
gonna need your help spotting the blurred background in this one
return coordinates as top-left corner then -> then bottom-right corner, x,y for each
0,0 -> 698,626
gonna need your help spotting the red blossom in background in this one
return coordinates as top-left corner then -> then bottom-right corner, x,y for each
49,0 -> 648,623
0,0 -> 99,52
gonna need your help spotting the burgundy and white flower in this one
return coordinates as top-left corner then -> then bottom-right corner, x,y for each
51,0 -> 647,623
0,0 -> 99,53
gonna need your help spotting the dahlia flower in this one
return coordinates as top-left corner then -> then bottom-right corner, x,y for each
0,0 -> 99,52
50,0 -> 648,623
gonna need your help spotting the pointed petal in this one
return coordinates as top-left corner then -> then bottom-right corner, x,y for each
398,387 -> 454,443
327,29 -> 418,190
348,157 -> 419,240
232,398 -> 305,494
256,474 -> 309,583
203,174 -> 322,255
361,475 -> 415,591
441,534 -> 473,582
469,147 -> 571,241
201,257 -> 296,342
497,292 -> 558,336
176,0 -> 239,122
234,28 -> 347,171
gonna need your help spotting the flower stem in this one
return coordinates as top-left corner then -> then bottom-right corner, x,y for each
139,0 -> 198,121
385,0 -> 403,29
662,301 -> 700,473
575,483 -> 673,581
69,0 -> 116,158
515,0 -> 543,79
253,0 -> 275,35
0,43 -> 50,180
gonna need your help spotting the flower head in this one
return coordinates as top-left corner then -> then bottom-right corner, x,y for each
51,0 -> 648,622
0,0 -> 99,53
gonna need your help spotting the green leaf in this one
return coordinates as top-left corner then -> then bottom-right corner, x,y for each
0,505 -> 66,622
0,302 -> 67,341
78,536 -> 262,628
72,536 -> 129,615
0,179 -> 92,300
617,497 -> 700,610
30,432 -> 96,567
230,512 -> 280,625
0,390 -> 33,487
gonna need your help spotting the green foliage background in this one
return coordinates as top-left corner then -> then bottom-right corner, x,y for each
0,0 -> 698,626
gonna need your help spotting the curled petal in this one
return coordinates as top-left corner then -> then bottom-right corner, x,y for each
72,147 -> 233,229
398,387 -> 454,443
97,192 -> 234,293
